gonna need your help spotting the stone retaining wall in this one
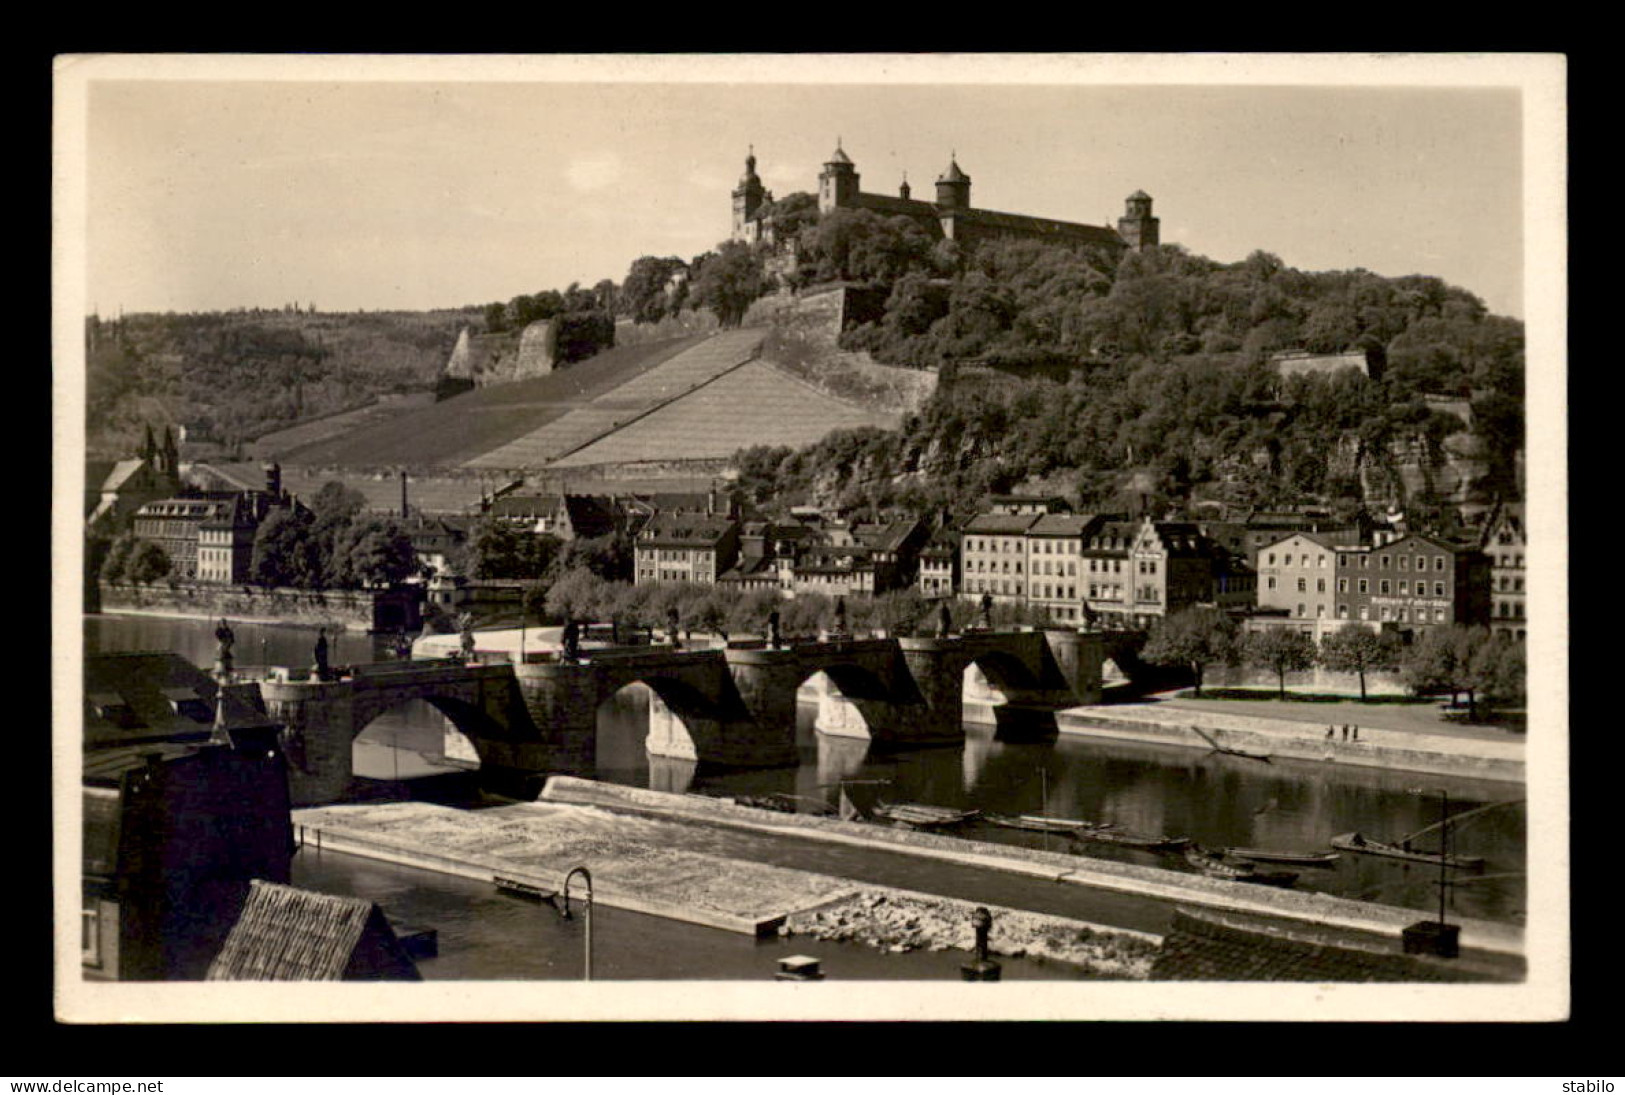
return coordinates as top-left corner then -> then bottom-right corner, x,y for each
98,581 -> 421,633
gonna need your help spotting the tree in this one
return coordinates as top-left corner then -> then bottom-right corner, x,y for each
100,532 -> 135,583
1242,627 -> 1318,699
1318,624 -> 1402,701
467,519 -> 560,580
1140,607 -> 1239,697
620,255 -> 687,324
1402,624 -> 1494,720
250,506 -> 319,588
331,516 -> 416,589
124,540 -> 172,585
544,569 -> 615,624
688,241 -> 766,327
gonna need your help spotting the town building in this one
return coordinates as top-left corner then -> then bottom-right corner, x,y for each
916,531 -> 960,600
1024,513 -> 1099,624
733,144 -> 1160,256
86,424 -> 184,532
486,493 -> 620,540
1255,532 -> 1343,632
1332,534 -> 1491,632
634,513 -> 741,585
959,512 -> 1041,606
129,463 -> 298,582
1082,519 -> 1140,623
1481,504 -> 1526,640
1126,521 -> 1221,626
83,652 -> 292,981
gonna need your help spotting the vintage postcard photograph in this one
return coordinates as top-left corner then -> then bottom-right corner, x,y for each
52,52 -> 1568,1023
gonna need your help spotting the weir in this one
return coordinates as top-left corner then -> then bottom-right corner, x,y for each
258,628 -> 1105,806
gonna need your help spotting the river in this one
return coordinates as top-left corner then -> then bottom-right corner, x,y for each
85,613 -> 1527,977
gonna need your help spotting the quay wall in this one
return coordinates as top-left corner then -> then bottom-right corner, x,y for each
537,777 -> 1524,959
97,580 -> 421,633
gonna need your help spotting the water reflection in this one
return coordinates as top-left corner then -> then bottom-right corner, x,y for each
87,614 -> 1527,924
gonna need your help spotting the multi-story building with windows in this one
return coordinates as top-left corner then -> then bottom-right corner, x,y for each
1255,532 -> 1341,629
1482,504 -> 1526,640
959,512 -> 1041,605
633,514 -> 740,585
1025,514 -> 1097,624
1127,521 -> 1220,627
1082,519 -> 1138,623
1332,534 -> 1490,632
917,533 -> 959,599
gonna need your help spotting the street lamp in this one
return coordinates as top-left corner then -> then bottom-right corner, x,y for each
558,866 -> 594,981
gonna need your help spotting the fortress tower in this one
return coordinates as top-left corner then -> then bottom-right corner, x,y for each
1117,190 -> 1160,251
817,141 -> 860,214
934,155 -> 970,211
731,147 -> 766,239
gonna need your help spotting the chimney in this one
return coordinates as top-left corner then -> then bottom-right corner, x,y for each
708,486 -> 717,517
400,470 -> 410,519
262,461 -> 282,498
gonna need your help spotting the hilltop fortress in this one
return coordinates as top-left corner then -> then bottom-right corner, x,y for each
732,142 -> 1160,254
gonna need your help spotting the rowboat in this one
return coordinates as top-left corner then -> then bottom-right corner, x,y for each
871,802 -> 981,830
1223,846 -> 1341,868
983,813 -> 1103,834
1331,831 -> 1485,871
1072,827 -> 1191,852
1184,846 -> 1300,888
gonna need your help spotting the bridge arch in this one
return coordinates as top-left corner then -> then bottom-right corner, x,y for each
796,660 -> 898,742
599,671 -> 728,775
349,693 -> 497,781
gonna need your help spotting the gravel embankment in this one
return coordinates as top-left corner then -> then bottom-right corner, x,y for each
784,889 -> 1160,980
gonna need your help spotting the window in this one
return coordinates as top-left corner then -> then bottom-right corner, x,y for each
1317,578 -> 1326,593
1416,556 -> 1428,571
1357,579 -> 1368,594
1296,603 -> 1305,618
1434,608 -> 1447,623
1399,554 -> 1408,570
1359,606 -> 1370,620
1380,555 -> 1390,569
1399,580 -> 1409,594
1338,554 -> 1347,567
1338,578 -> 1348,593
1267,577 -> 1277,590
1337,604 -> 1349,619
1434,556 -> 1446,571
1398,608 -> 1408,622
1435,582 -> 1446,597
1268,553 -> 1276,565
1296,578 -> 1307,592
1379,580 -> 1390,594
1360,556 -> 1369,568
1379,605 -> 1391,622
1283,554 -> 1293,566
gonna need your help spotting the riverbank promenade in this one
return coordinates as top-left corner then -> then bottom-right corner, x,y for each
1058,690 -> 1525,783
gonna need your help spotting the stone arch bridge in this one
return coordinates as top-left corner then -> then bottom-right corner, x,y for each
261,629 -> 1103,806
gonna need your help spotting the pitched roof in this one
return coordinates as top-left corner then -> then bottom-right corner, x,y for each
945,206 -> 1125,247
962,513 -> 1042,535
1028,513 -> 1099,538
1149,909 -> 1493,983
83,652 -> 226,751
207,880 -> 420,981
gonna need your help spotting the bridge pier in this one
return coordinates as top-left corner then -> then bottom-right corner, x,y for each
1041,628 -> 1104,706
511,662 -> 601,776
895,638 -> 971,744
260,680 -> 358,807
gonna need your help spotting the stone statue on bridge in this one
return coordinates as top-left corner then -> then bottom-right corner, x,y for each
213,618 -> 235,681
938,602 -> 953,638
979,592 -> 994,631
833,597 -> 847,637
667,608 -> 681,649
768,609 -> 781,649
457,613 -> 476,663
561,619 -> 581,664
313,628 -> 330,682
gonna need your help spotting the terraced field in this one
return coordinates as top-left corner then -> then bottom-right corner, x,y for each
551,358 -> 898,467
465,329 -> 769,469
272,334 -> 708,468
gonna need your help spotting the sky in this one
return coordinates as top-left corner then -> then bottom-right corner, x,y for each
64,54 -> 1554,319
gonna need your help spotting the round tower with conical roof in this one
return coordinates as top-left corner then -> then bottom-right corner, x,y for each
731,146 -> 767,240
818,140 -> 860,214
935,154 -> 971,211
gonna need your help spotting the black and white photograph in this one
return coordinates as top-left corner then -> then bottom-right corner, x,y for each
52,52 -> 1567,1023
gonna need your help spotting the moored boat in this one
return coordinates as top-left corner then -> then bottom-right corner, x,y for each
984,813 -> 1102,834
871,802 -> 981,830
1224,846 -> 1341,868
1184,846 -> 1299,887
1331,831 -> 1485,871
1073,827 -> 1191,852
